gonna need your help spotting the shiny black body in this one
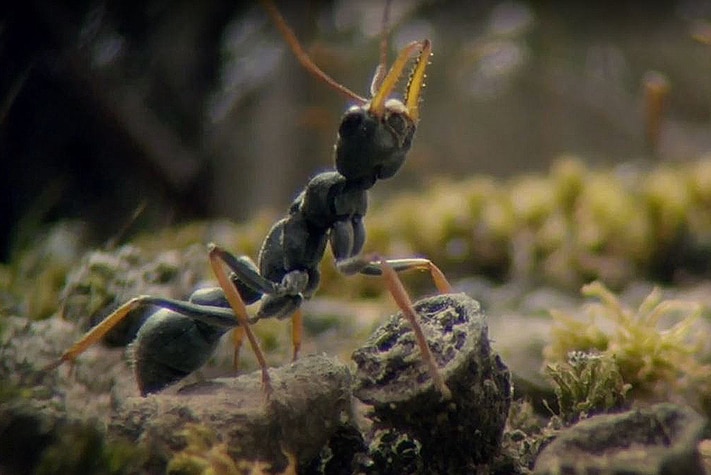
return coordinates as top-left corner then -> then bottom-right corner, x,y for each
129,102 -> 417,395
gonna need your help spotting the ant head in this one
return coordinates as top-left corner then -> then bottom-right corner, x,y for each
334,39 -> 431,185
334,99 -> 415,183
261,1 -> 431,185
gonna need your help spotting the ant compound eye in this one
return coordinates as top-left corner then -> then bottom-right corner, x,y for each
339,111 -> 365,138
385,112 -> 412,139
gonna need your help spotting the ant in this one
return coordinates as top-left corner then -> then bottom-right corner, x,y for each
46,0 -> 453,399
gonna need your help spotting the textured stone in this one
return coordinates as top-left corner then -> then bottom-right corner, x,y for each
534,403 -> 708,475
353,293 -> 512,473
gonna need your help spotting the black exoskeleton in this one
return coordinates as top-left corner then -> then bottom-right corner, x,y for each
48,1 -> 453,398
251,99 -> 417,321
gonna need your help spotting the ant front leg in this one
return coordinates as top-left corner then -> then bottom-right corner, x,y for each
336,255 -> 454,294
336,253 -> 452,399
207,244 -> 273,395
332,240 -> 452,397
378,258 -> 452,400
330,217 -> 452,293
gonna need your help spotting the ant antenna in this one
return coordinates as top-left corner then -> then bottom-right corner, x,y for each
260,0 -> 367,104
370,0 -> 392,97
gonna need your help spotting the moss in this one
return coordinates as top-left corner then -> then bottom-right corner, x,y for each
545,351 -> 630,424
495,400 -> 558,474
34,420 -> 147,475
1,221 -> 91,320
165,423 -> 298,475
166,424 -> 241,475
6,157 -> 711,322
318,156 -> 711,296
545,281 -> 711,410
0,394 -> 147,475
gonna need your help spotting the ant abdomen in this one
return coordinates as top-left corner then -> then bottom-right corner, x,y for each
131,310 -> 227,395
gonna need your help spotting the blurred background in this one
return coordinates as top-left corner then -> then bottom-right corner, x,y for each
3,0 -> 711,262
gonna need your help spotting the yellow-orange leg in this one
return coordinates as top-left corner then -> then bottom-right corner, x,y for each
401,258 -> 453,294
208,244 -> 272,396
232,307 -> 301,367
379,258 -> 452,400
343,256 -> 453,295
43,296 -> 145,372
232,326 -> 246,370
291,309 -> 303,362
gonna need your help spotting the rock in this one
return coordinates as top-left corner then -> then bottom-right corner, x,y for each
534,403 -> 708,475
109,354 -> 353,473
61,243 -> 206,346
352,293 -> 512,473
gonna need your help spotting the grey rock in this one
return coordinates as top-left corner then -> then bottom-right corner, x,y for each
109,354 -> 353,472
534,403 -> 708,475
353,293 -> 512,473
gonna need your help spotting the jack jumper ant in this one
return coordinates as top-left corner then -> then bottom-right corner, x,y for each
46,0 -> 453,400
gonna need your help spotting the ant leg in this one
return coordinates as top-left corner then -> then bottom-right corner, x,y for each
337,256 -> 453,293
291,309 -> 303,361
44,296 -> 145,372
218,247 -> 311,300
259,0 -> 367,104
232,326 -> 246,369
215,248 -> 279,296
379,258 -> 452,400
208,244 -> 272,395
218,244 -> 309,364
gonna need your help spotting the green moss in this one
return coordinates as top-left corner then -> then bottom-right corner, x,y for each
1,221 -> 90,320
318,156 -> 711,296
33,419 -> 146,475
5,157 -> 711,322
166,424 -> 240,475
545,281 -> 711,410
494,400 -> 558,474
166,424 -> 297,475
545,351 -> 630,424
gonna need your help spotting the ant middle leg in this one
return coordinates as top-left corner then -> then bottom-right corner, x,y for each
230,302 -> 303,368
215,243 -> 312,366
207,244 -> 272,395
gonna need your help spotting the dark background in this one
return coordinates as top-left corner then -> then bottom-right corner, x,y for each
3,0 -> 711,262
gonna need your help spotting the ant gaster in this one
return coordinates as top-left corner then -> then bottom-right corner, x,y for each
47,0 -> 453,400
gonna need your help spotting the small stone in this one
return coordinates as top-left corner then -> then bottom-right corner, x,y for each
534,403 -> 708,475
109,355 -> 353,472
352,293 -> 512,473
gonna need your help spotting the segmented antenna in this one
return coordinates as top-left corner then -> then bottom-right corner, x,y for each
370,0 -> 393,97
260,0 -> 367,104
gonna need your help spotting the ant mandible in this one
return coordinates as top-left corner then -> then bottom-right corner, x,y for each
46,0 -> 453,400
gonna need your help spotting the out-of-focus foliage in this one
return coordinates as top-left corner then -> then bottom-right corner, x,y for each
320,155 -> 711,297
4,156 -> 711,321
5,1 -> 711,267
